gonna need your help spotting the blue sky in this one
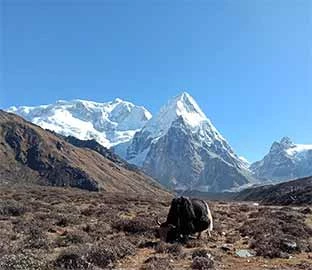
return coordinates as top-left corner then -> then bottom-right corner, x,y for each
1,0 -> 311,162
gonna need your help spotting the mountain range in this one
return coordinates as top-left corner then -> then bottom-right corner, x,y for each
0,109 -> 170,197
6,92 -> 312,192
8,98 -> 151,148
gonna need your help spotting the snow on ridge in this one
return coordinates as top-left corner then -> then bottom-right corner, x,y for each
286,143 -> 312,156
7,98 -> 152,148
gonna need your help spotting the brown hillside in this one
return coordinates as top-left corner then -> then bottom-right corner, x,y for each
235,176 -> 312,206
0,110 -> 170,197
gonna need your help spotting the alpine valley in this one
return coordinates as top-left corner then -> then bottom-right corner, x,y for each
6,92 -> 312,192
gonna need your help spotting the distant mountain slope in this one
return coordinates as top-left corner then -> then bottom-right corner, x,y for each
236,176 -> 312,205
61,135 -> 139,172
250,137 -> 312,181
7,98 -> 152,148
115,92 -> 254,192
0,110 -> 170,197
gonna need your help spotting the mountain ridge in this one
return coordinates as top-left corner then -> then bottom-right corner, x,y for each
250,137 -> 312,181
235,176 -> 312,206
0,109 -> 170,197
7,98 -> 152,148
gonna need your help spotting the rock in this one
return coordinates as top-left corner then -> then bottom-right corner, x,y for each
220,244 -> 233,252
279,252 -> 290,259
281,239 -> 298,252
48,227 -> 57,233
235,249 -> 255,258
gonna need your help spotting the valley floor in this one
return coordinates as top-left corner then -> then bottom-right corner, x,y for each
0,184 -> 311,270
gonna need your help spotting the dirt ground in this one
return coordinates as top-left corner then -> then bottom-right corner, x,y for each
0,184 -> 311,270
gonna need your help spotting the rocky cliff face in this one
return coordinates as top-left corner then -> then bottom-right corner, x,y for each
250,137 -> 312,181
116,92 -> 253,192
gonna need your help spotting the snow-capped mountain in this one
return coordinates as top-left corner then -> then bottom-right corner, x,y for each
115,92 -> 254,192
7,99 -> 152,148
250,137 -> 312,181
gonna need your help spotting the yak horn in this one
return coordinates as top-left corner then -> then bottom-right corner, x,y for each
156,217 -> 161,225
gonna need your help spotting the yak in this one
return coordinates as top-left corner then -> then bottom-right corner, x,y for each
157,196 -> 213,242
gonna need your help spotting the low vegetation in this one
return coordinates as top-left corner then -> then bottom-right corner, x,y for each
0,184 -> 311,269
240,208 -> 312,258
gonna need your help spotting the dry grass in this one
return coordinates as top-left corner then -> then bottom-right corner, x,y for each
240,208 -> 312,258
0,185 -> 312,269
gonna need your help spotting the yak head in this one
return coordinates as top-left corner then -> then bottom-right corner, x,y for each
156,197 -> 185,242
156,218 -> 178,242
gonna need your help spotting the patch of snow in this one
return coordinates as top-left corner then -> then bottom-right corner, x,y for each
286,144 -> 312,156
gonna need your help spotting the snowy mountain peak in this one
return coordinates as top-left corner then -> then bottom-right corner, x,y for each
171,92 -> 207,126
117,92 -> 252,192
142,92 -> 210,141
114,98 -> 123,103
251,137 -> 312,181
7,98 -> 152,148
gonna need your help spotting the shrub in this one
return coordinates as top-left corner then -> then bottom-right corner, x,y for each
239,208 -> 312,258
0,200 -> 26,216
192,249 -> 211,259
300,207 -> 312,215
185,240 -> 205,248
82,222 -> 112,240
113,217 -> 154,235
87,238 -> 135,268
24,226 -> 49,250
142,256 -> 172,270
54,249 -> 89,270
155,242 -> 184,258
0,253 -> 45,270
192,256 -> 214,270
54,231 -> 89,247
54,214 -> 79,227
87,245 -> 116,268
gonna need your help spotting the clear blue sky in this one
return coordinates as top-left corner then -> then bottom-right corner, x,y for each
1,0 -> 311,162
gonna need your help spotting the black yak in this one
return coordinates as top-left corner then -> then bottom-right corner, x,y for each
157,196 -> 213,242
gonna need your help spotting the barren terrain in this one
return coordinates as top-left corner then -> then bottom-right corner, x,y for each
0,184 -> 311,270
